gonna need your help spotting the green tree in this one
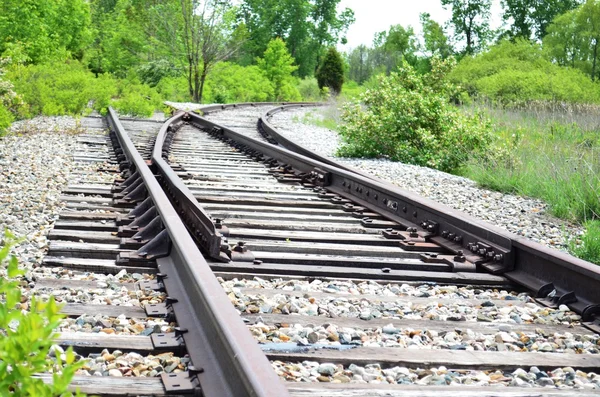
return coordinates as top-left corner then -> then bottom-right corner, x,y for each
420,13 -> 453,59
544,9 -> 587,69
87,0 -> 148,76
316,47 -> 344,94
441,0 -> 492,55
237,0 -> 353,77
544,0 -> 600,81
501,0 -> 582,41
371,24 -> 418,74
347,44 -> 374,84
578,0 -> 600,81
257,38 -> 300,101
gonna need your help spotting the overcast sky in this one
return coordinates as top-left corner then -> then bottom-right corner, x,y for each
337,0 -> 503,51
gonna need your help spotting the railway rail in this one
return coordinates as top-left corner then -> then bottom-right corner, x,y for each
32,103 -> 600,396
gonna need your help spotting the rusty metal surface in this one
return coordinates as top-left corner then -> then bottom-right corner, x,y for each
107,108 -> 289,397
186,110 -> 600,324
258,104 -> 375,180
152,111 -> 228,261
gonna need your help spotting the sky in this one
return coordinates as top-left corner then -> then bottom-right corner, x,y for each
337,0 -> 503,51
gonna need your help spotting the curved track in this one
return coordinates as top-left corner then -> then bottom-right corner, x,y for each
39,104 -> 600,396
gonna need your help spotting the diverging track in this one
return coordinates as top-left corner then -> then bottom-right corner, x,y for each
42,104 -> 600,396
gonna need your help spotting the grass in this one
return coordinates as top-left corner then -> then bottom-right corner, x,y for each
461,102 -> 600,263
571,220 -> 600,264
462,103 -> 600,222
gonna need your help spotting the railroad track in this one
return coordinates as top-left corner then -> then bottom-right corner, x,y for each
33,104 -> 600,396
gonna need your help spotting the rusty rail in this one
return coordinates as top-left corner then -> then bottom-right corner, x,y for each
107,108 -> 288,397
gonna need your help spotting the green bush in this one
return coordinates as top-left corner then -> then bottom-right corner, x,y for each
111,75 -> 163,117
451,39 -> 600,105
338,57 -> 492,172
0,103 -> 13,135
204,62 -> 274,103
6,60 -> 163,117
7,61 -> 97,117
297,77 -> 322,102
155,76 -> 191,103
0,230 -> 85,396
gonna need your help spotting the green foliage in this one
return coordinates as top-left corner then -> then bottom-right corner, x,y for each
0,230 -> 85,396
297,77 -> 322,101
543,0 -> 600,82
237,0 -> 354,77
451,39 -> 600,104
501,0 -> 582,41
316,47 -> 344,95
0,103 -> 13,135
87,0 -> 149,76
0,0 -> 92,63
0,58 -> 21,134
111,76 -> 163,117
441,0 -> 492,55
137,60 -> 179,87
339,58 -> 492,172
156,76 -> 193,103
571,220 -> 600,264
257,38 -> 301,101
204,62 -> 274,103
7,61 -> 101,117
420,13 -> 453,59
6,60 -> 161,117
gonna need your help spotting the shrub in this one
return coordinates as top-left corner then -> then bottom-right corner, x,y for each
0,230 -> 85,396
316,47 -> 344,95
204,63 -> 274,103
155,76 -> 192,103
297,77 -> 322,102
6,60 -> 162,117
338,57 -> 492,172
7,61 -> 99,117
0,103 -> 13,135
136,60 -> 179,87
450,39 -> 600,105
111,75 -> 163,117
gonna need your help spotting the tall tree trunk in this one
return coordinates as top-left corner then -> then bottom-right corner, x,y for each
187,63 -> 194,99
198,68 -> 208,104
193,68 -> 200,102
592,39 -> 598,81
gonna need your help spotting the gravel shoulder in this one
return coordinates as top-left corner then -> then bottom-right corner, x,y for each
268,107 -> 583,252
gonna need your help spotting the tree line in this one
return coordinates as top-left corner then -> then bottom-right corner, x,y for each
2,0 -> 600,107
0,0 -> 353,103
346,0 -> 600,86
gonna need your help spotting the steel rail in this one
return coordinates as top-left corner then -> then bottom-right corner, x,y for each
258,103 -> 375,179
184,110 -> 600,331
195,101 -> 318,115
106,108 -> 288,397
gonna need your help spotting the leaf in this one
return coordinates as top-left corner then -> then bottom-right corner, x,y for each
7,255 -> 23,278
